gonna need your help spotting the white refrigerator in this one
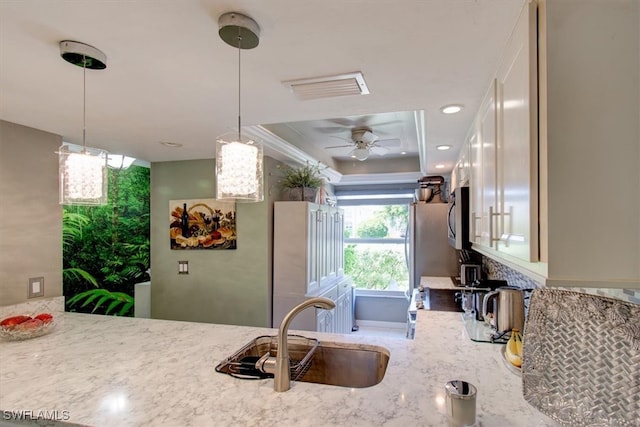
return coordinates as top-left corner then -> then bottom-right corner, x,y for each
407,202 -> 459,289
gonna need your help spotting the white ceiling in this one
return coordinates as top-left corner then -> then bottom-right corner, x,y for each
0,0 -> 524,185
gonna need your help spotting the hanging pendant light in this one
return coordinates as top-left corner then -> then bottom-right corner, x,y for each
215,12 -> 264,202
58,40 -> 109,206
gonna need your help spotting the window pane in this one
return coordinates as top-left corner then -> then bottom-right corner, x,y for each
343,204 -> 408,239
344,243 -> 409,290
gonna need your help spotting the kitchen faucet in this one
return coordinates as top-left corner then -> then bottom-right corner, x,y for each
257,297 -> 335,392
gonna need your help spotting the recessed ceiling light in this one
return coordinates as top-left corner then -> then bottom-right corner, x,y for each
400,151 -> 407,155
436,145 -> 451,151
435,164 -> 445,169
440,104 -> 463,114
160,141 -> 183,148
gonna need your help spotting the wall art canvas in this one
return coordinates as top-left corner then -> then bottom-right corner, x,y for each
169,199 -> 236,250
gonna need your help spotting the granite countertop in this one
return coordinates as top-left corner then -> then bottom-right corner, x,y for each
0,307 -> 558,426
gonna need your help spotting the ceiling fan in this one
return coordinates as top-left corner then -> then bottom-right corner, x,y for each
325,127 -> 400,161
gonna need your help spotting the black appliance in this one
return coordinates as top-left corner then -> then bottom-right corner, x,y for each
448,186 -> 470,249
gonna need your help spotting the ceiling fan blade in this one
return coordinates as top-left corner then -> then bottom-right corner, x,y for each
370,146 -> 389,155
372,138 -> 401,147
314,126 -> 351,134
324,144 -> 353,149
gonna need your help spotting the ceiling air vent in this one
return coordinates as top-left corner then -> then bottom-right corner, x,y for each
282,72 -> 369,100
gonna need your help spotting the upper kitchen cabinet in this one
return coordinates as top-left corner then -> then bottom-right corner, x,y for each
469,79 -> 498,249
496,1 -> 539,262
451,138 -> 470,191
470,0 -> 640,289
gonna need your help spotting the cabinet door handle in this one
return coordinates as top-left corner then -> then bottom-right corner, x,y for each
489,206 -> 501,247
499,205 -> 512,247
471,211 -> 482,240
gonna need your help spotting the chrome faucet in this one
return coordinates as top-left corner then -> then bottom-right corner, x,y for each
257,297 -> 335,392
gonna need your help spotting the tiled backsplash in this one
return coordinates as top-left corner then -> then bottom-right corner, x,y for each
483,257 -> 639,305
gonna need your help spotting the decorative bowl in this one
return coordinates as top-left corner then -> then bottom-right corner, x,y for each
0,315 -> 56,341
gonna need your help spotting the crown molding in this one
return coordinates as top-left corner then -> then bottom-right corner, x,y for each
242,125 -> 343,184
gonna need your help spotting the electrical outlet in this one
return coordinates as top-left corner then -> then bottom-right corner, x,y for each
28,277 -> 44,298
178,261 -> 189,274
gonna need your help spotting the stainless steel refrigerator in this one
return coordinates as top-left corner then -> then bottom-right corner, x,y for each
406,202 -> 459,289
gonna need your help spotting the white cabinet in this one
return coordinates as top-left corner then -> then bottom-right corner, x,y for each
451,138 -> 470,191
470,3 -> 537,260
273,202 -> 353,331
495,1 -> 538,262
469,0 -> 640,289
469,79 -> 498,249
468,122 -> 482,245
480,79 -> 499,249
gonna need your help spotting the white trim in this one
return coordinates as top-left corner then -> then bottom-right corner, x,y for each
355,320 -> 406,330
336,171 -> 423,186
414,110 -> 428,175
243,125 -> 343,183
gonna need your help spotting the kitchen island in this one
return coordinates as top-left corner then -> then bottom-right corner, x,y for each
0,301 -> 557,426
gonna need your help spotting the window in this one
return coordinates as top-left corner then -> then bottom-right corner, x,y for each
338,186 -> 414,291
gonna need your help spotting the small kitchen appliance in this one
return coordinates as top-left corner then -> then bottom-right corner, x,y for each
460,264 -> 481,285
415,176 -> 445,203
482,287 -> 525,334
447,186 -> 471,249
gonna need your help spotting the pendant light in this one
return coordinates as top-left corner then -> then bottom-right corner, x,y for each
215,12 -> 264,202
58,40 -> 109,205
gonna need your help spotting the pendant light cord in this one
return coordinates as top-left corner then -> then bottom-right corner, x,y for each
237,28 -> 242,142
82,54 -> 87,153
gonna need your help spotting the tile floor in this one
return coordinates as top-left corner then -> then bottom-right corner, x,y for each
353,324 -> 407,339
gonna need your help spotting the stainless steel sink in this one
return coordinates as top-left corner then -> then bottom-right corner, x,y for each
215,335 -> 390,388
299,341 -> 390,388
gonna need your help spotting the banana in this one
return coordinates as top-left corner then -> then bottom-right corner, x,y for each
515,330 -> 523,357
505,329 -> 522,368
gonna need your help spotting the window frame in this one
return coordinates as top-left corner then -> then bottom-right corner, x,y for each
337,184 -> 415,291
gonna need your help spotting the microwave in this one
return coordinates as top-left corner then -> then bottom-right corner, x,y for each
447,186 -> 471,250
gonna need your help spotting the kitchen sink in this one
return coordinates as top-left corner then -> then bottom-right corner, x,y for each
299,340 -> 390,388
215,335 -> 390,388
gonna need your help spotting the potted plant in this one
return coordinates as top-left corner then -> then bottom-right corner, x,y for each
279,162 -> 324,202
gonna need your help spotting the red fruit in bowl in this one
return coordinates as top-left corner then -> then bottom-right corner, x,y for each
0,315 -> 32,328
35,313 -> 53,324
15,318 -> 43,331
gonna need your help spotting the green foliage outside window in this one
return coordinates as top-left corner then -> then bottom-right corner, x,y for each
356,218 -> 388,238
343,203 -> 410,290
63,165 -> 150,316
344,244 -> 408,290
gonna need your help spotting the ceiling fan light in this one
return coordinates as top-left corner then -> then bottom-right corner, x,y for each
353,147 -> 370,161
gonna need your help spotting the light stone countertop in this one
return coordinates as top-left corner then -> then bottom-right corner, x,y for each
0,308 -> 558,426
420,276 -> 458,290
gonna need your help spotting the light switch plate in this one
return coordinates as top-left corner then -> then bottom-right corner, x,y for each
178,261 -> 189,274
28,276 -> 44,298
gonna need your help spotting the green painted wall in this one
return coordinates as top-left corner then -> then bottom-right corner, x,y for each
150,157 -> 284,327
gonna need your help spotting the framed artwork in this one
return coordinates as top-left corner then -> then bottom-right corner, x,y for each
169,199 -> 236,250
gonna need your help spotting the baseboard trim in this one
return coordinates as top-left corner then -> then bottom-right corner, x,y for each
355,320 -> 406,330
